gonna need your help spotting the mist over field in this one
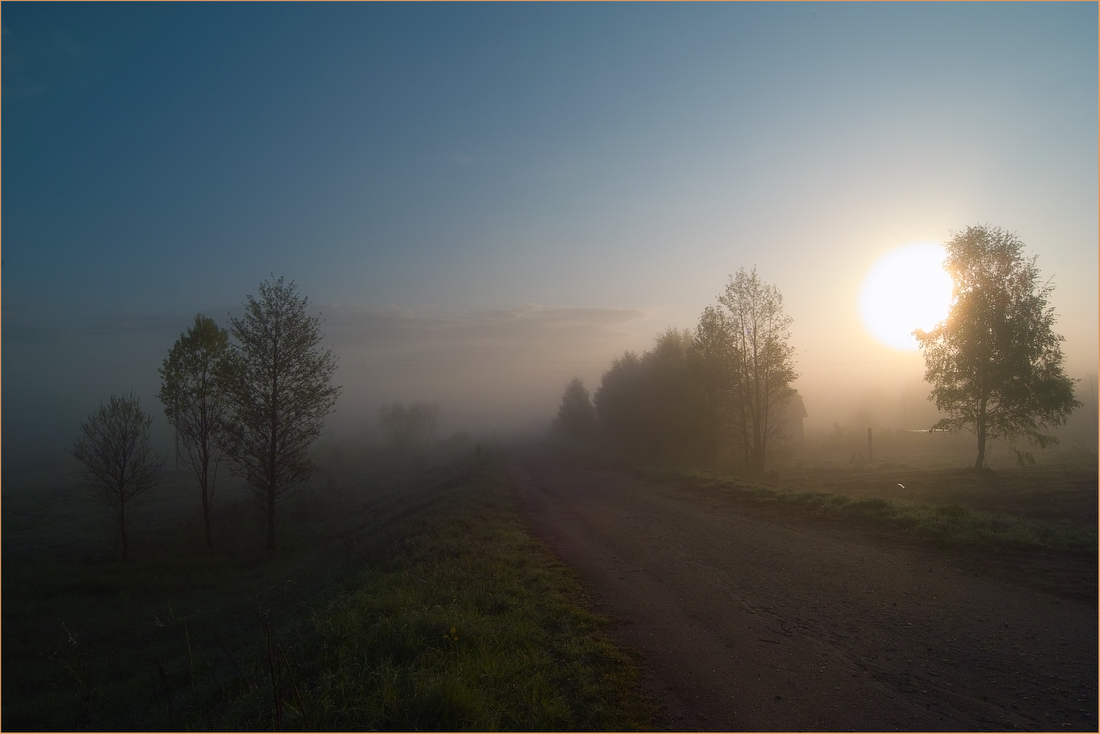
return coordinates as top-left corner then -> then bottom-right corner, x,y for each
4,294 -> 1097,478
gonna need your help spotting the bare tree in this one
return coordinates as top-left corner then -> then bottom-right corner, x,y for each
157,313 -> 230,551
70,392 -> 164,560
222,277 -> 341,554
695,267 -> 798,477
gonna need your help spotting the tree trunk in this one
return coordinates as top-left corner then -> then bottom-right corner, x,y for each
119,503 -> 129,561
201,458 -> 214,551
974,421 -> 987,471
202,486 -> 213,551
266,491 -> 277,554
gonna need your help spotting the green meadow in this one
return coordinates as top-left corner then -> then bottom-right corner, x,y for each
638,458 -> 1097,554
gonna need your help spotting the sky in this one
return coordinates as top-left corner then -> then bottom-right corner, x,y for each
4,2 -> 1097,472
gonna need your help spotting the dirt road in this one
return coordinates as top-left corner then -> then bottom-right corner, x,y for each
507,446 -> 1097,731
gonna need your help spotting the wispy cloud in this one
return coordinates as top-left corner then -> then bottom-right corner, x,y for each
311,303 -> 650,433
321,302 -> 646,357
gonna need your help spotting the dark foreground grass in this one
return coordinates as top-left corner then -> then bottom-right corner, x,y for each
638,466 -> 1097,554
3,456 -> 659,731
226,459 -> 660,731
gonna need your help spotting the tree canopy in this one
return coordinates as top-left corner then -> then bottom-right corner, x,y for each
158,313 -> 230,550
593,272 -> 799,477
595,329 -> 712,466
914,225 -> 1079,469
222,276 -> 341,553
70,392 -> 164,560
554,376 -> 597,445
698,267 -> 799,476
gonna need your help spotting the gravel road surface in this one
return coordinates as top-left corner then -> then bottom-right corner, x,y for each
508,446 -> 1097,731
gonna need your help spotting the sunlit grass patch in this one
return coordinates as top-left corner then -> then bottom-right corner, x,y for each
639,465 -> 1097,554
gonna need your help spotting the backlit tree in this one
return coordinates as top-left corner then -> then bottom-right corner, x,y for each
696,267 -> 798,477
914,225 -> 1079,469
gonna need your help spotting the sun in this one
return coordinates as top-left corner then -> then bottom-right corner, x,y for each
859,242 -> 954,351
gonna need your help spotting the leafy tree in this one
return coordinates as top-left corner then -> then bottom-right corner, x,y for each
594,351 -> 647,456
693,307 -> 739,464
696,267 -> 798,477
593,329 -> 712,466
222,277 -> 341,553
644,328 -> 712,465
70,392 -> 164,560
158,314 -> 231,551
555,376 -> 596,444
914,225 -> 1079,469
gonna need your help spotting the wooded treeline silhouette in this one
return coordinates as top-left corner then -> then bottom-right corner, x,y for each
556,267 -> 802,478
66,226 -> 1085,558
559,227 -> 1083,476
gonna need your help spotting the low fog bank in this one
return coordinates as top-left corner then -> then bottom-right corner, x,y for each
4,292 -> 1096,483
801,373 -> 1097,448
5,363 -> 1096,484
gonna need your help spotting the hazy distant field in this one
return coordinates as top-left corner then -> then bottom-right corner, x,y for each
629,448 -> 1098,607
785,458 -> 1097,529
642,449 -> 1097,540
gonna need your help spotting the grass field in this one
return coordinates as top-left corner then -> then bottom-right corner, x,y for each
1,453 -> 661,731
636,454 -> 1098,554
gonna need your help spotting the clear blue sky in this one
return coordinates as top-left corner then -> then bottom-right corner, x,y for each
4,2 -> 1097,469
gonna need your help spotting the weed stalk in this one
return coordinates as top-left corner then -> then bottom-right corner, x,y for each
279,644 -> 311,730
262,612 -> 283,730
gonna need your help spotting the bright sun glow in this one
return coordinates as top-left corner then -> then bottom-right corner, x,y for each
859,242 -> 953,352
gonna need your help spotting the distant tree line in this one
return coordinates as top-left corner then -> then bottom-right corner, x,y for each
561,224 -> 1085,476
556,225 -> 1083,478
555,268 -> 801,478
378,401 -> 442,462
